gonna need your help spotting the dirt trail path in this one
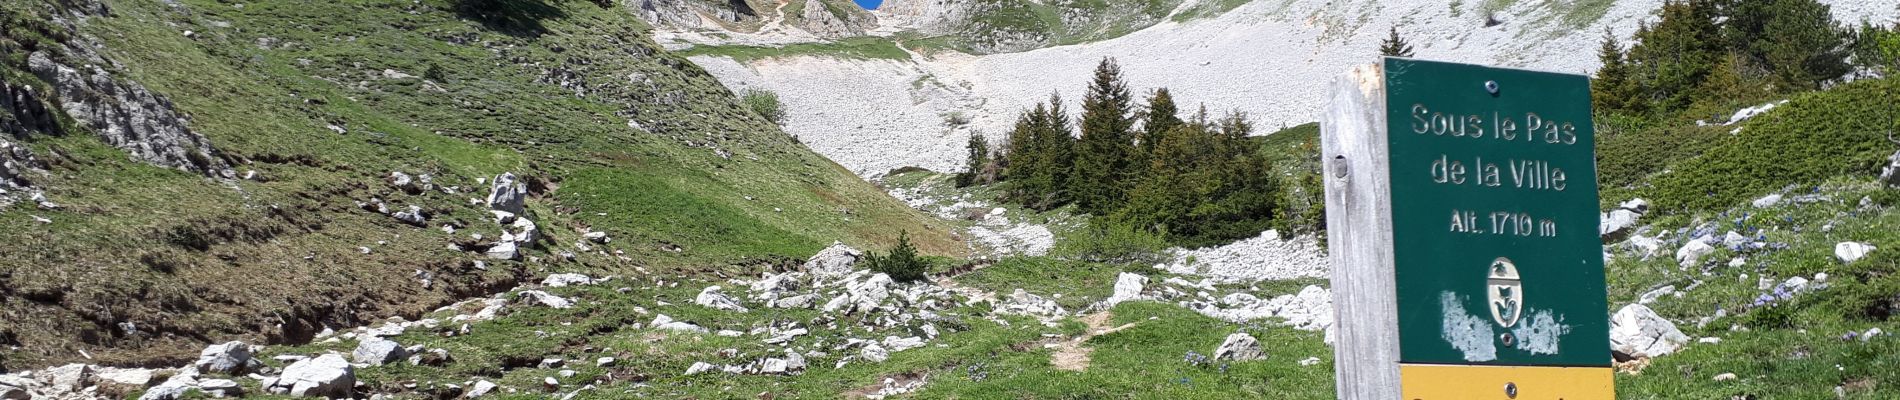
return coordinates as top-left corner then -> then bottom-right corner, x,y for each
1050,310 -> 1138,371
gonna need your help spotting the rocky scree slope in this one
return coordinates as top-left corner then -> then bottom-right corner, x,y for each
0,0 -> 956,372
683,0 -> 1898,177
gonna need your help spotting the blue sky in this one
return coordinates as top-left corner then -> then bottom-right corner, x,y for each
852,0 -> 882,10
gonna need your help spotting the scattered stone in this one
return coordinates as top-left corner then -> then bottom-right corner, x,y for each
1881,150 -> 1900,186
859,343 -> 890,363
1610,304 -> 1690,358
1637,286 -> 1676,305
773,293 -> 817,309
1751,194 -> 1782,208
1212,332 -> 1267,361
466,380 -> 499,398
194,341 -> 260,375
198,378 -> 242,397
651,314 -> 709,333
596,357 -> 615,367
804,242 -> 862,280
1299,357 -> 1322,366
1104,272 -> 1147,307
517,290 -> 574,309
1676,240 -> 1715,269
685,362 -> 716,375
486,172 -> 526,215
1713,372 -> 1738,381
542,273 -> 595,287
353,338 -> 408,365
583,231 -> 610,243
1835,242 -> 1876,263
695,286 -> 750,312
275,354 -> 355,398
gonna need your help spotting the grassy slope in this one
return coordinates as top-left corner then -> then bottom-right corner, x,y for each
0,0 -> 956,370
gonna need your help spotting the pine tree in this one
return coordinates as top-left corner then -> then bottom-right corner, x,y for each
867,231 -> 926,283
1138,88 -> 1181,160
1592,28 -> 1641,114
1070,58 -> 1137,215
1032,93 -> 1076,210
958,133 -> 991,187
1754,0 -> 1851,90
1626,0 -> 1725,113
1380,27 -> 1415,58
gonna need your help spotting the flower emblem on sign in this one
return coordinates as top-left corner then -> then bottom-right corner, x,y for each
1486,257 -> 1523,328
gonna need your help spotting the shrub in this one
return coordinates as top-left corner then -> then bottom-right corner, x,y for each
866,231 -> 928,283
1644,78 -> 1900,212
1052,219 -> 1169,264
741,89 -> 784,124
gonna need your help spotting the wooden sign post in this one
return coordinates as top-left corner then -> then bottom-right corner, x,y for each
1321,58 -> 1615,399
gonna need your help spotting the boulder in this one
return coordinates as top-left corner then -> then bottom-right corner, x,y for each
651,314 -> 708,333
485,172 -> 526,215
485,241 -> 519,260
881,336 -> 926,352
694,286 -> 750,312
194,341 -> 260,374
1751,194 -> 1783,208
1104,272 -> 1147,307
582,231 -> 610,243
352,338 -> 408,365
466,380 -> 498,398
847,274 -> 894,312
276,354 -> 355,398
1610,304 -> 1690,358
0,386 -> 27,400
541,273 -> 594,287
1675,240 -> 1715,269
1836,242 -> 1876,263
804,242 -> 862,280
1599,209 -> 1640,243
1212,332 -> 1267,361
94,367 -> 161,388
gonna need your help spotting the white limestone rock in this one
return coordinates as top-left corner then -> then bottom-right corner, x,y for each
1610,304 -> 1690,358
1212,332 -> 1267,361
1836,242 -> 1876,263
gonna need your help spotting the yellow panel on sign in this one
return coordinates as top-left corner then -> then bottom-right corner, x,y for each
1400,364 -> 1614,400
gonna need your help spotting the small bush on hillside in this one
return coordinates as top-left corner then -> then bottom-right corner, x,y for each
1052,219 -> 1168,264
866,231 -> 927,283
742,89 -> 784,124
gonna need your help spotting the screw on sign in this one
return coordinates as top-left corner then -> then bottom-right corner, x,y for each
1322,58 -> 1614,399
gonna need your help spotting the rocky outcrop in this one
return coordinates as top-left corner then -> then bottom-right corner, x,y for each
804,242 -> 862,281
26,52 -> 231,178
1103,272 -> 1146,307
795,0 -> 877,38
485,173 -> 527,215
639,0 -> 758,29
873,0 -> 975,33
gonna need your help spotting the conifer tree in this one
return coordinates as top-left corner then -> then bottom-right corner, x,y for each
1596,27 -> 1641,114
1138,88 -> 1181,160
1754,0 -> 1852,90
958,133 -> 991,187
1380,27 -> 1415,58
1071,58 -> 1137,215
1626,0 -> 1725,112
1004,106 -> 1042,185
1033,93 -> 1075,209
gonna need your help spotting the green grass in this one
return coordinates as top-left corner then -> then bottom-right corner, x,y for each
1606,179 -> 1900,398
0,0 -> 955,370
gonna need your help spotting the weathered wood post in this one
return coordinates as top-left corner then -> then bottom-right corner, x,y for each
1322,58 -> 1615,399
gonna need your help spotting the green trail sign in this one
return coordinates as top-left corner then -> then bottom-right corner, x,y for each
1322,58 -> 1614,399
1385,58 -> 1609,366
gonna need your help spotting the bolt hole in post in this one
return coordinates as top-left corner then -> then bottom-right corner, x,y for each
1484,80 -> 1500,96
1332,155 -> 1348,178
